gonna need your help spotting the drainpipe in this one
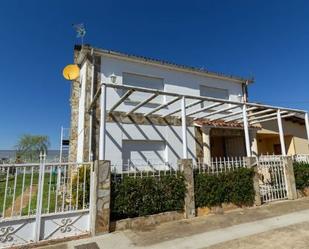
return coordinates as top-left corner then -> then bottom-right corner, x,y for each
242,80 -> 249,103
89,48 -> 95,161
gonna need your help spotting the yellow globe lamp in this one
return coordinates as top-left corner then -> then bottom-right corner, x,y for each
62,64 -> 80,80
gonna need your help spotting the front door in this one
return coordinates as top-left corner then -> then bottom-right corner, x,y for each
273,144 -> 282,155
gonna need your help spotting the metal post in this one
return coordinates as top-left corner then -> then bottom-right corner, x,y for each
99,84 -> 107,160
89,51 -> 95,161
277,109 -> 286,156
305,112 -> 309,148
242,104 -> 251,157
34,152 -> 46,242
181,96 -> 188,159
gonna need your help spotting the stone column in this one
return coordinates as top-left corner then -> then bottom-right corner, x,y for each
202,127 -> 211,166
250,130 -> 258,157
179,159 -> 196,219
90,160 -> 111,235
283,157 -> 297,200
245,157 -> 261,206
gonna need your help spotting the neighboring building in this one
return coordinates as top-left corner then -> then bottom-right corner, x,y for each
256,116 -> 309,156
69,45 -> 309,167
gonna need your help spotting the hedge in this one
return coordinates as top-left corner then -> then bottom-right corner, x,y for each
194,167 -> 255,208
111,173 -> 186,220
293,162 -> 309,190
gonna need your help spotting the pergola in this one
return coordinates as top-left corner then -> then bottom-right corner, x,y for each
91,83 -> 309,160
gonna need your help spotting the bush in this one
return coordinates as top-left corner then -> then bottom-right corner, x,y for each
71,165 -> 91,209
293,162 -> 309,190
194,167 -> 255,208
111,173 -> 186,220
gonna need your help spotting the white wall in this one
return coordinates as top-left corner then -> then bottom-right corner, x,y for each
101,55 -> 243,117
76,63 -> 87,162
105,121 -> 197,167
99,54 -> 244,165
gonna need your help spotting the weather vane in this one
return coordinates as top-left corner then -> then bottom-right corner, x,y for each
72,23 -> 86,45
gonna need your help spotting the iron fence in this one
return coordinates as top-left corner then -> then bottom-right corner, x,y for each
194,157 -> 247,174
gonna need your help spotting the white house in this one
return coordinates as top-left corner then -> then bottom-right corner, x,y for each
69,44 -> 309,169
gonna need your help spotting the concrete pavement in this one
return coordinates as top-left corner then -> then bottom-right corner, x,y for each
37,197 -> 309,249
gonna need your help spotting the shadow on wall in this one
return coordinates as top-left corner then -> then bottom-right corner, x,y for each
106,114 -> 197,166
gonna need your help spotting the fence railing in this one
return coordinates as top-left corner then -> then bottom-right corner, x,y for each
111,157 -> 247,178
111,162 -> 180,180
0,155 -> 92,220
293,154 -> 309,163
194,157 -> 247,174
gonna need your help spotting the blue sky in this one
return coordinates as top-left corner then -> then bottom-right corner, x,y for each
0,0 -> 308,149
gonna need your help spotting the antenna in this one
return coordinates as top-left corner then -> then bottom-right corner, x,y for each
72,23 -> 86,45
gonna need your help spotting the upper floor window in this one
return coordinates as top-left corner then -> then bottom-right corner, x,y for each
122,72 -> 164,103
200,85 -> 229,108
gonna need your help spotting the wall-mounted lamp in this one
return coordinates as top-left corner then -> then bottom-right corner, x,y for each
237,94 -> 243,102
110,73 -> 117,84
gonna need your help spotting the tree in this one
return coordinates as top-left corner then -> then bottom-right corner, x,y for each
15,134 -> 50,163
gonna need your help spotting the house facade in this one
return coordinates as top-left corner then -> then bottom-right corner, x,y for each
69,45 -> 309,167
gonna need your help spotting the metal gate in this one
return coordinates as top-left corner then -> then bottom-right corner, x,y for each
257,156 -> 288,203
0,154 -> 92,248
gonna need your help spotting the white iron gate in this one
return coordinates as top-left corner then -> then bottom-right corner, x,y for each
0,154 -> 92,248
257,156 -> 288,203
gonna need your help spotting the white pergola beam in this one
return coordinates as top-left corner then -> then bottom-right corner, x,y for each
249,111 -> 287,122
231,108 -> 274,122
242,104 -> 251,157
250,113 -> 295,125
99,84 -> 107,160
194,105 -> 239,120
181,96 -> 188,158
247,109 -> 274,118
223,107 -> 259,122
102,83 -> 306,114
277,109 -> 286,156
126,93 -> 158,116
145,96 -> 181,117
163,99 -> 203,118
109,89 -> 134,112
187,102 -> 223,117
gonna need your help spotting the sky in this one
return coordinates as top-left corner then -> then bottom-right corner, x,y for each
0,0 -> 309,149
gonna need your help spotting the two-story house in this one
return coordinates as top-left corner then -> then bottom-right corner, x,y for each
69,45 -> 309,168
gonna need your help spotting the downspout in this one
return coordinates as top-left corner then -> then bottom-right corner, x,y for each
89,48 -> 95,161
242,80 -> 249,103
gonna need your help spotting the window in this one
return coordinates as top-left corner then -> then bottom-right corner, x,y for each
199,85 -> 229,108
122,140 -> 166,169
122,72 -> 164,103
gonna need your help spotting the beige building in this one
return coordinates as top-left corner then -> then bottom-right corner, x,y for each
257,116 -> 309,156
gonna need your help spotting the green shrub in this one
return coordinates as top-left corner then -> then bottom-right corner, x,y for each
194,167 -> 255,208
71,165 -> 91,209
293,162 -> 309,190
111,173 -> 186,220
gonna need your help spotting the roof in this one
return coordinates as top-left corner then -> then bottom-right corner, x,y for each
74,44 -> 254,84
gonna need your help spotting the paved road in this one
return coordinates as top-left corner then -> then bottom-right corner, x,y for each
206,221 -> 309,249
39,198 -> 309,249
